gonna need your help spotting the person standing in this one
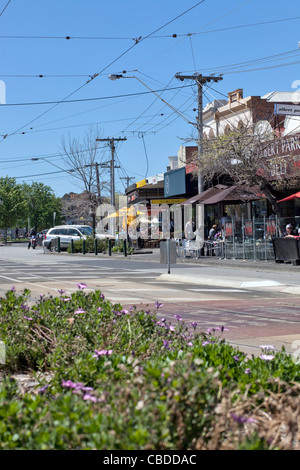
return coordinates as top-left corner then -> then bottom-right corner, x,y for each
185,219 -> 195,240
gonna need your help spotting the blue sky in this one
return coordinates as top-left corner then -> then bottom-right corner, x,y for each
1,0 -> 300,197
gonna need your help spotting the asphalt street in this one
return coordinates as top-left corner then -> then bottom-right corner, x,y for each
1,243 -> 300,358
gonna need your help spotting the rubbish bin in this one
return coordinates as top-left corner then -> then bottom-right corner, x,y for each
272,237 -> 300,265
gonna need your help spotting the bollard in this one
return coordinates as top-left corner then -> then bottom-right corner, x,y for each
57,236 -> 61,253
123,239 -> 127,257
70,239 -> 74,254
94,238 -> 98,255
82,239 -> 86,255
108,239 -> 112,256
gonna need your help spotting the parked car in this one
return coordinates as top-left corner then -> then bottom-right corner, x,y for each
43,225 -> 111,251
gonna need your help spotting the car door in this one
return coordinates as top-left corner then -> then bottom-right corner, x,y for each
66,228 -> 82,244
57,228 -> 69,248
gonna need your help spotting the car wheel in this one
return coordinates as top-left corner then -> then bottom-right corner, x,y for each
49,243 -> 57,252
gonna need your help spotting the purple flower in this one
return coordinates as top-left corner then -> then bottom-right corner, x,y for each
260,354 -> 275,361
191,322 -> 198,329
169,325 -> 176,332
10,286 -> 16,292
174,314 -> 182,321
100,294 -> 105,300
206,327 -> 215,334
202,341 -> 211,346
39,294 -> 45,301
187,342 -> 193,346
20,304 -> 29,310
260,345 -> 274,350
234,355 -> 240,362
74,308 -> 85,315
38,385 -> 49,395
76,283 -> 87,290
62,379 -> 78,389
230,412 -> 256,424
83,394 -> 98,403
93,349 -> 113,358
163,340 -> 172,349
113,310 -> 122,316
97,307 -> 102,312
216,326 -> 229,332
245,368 -> 251,374
58,289 -> 65,295
121,309 -> 129,315
63,297 -> 71,302
23,315 -> 33,321
155,301 -> 163,309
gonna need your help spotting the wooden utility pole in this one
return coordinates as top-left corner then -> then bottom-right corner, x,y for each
96,137 -> 127,206
175,73 -> 223,194
120,176 -> 135,189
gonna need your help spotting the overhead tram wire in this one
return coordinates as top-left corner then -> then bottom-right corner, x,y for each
0,84 -> 194,107
0,145 -> 107,164
175,48 -> 300,75
0,0 -> 12,17
1,14 -> 300,40
0,0 -> 207,143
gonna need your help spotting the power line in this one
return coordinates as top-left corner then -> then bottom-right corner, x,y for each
2,14 -> 300,40
0,1 -> 207,143
0,0 -> 12,16
0,84 -> 193,107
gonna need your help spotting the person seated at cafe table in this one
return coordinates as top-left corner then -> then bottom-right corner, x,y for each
284,223 -> 298,238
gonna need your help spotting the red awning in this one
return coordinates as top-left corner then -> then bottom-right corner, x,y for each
277,191 -> 300,203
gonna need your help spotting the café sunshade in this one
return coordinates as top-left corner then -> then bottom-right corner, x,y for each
277,191 -> 300,203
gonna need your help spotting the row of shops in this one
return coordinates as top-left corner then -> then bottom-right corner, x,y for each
122,89 -> 300,246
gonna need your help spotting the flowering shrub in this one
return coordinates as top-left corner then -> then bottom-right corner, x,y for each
0,286 -> 300,449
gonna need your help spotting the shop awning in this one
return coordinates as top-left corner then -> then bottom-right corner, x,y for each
182,184 -> 264,205
182,185 -> 228,205
277,191 -> 300,203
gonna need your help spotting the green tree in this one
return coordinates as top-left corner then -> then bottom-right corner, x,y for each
196,124 -> 298,215
21,182 -> 62,231
0,177 -> 27,243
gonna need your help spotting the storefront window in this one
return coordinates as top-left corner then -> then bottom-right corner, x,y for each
251,199 -> 267,218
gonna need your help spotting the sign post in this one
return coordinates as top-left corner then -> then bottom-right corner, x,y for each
160,240 -> 177,274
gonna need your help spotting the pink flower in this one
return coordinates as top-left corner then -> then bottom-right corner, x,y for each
93,349 -> 113,358
174,314 -> 182,321
74,308 -> 86,315
76,283 -> 87,290
83,394 -> 98,402
260,354 -> 275,361
23,315 -> 33,321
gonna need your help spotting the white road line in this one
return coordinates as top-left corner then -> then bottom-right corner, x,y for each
188,288 -> 248,293
0,274 -> 23,282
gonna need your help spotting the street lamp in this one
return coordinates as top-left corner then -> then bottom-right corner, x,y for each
108,74 -> 195,126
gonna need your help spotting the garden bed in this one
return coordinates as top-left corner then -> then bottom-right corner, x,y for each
0,285 -> 299,450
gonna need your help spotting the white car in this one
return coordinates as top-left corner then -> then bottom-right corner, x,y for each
43,225 -> 108,251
